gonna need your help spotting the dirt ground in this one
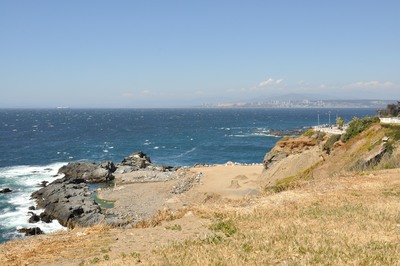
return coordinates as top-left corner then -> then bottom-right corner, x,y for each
96,164 -> 264,223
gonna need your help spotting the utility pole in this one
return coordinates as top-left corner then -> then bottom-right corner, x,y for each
328,111 -> 331,126
317,111 -> 320,128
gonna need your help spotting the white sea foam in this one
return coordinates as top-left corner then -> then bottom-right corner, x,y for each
172,147 -> 197,159
225,127 -> 280,138
228,133 -> 280,138
0,162 -> 67,239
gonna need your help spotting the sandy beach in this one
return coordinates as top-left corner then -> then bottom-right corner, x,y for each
96,164 -> 265,224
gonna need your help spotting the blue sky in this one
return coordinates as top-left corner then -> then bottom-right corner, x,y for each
1,0 -> 399,108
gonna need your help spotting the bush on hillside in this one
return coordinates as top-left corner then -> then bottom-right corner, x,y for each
323,134 -> 341,154
383,124 -> 400,141
302,128 -> 314,137
341,116 -> 380,142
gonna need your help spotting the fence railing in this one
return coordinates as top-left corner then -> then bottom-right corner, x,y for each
380,117 -> 400,124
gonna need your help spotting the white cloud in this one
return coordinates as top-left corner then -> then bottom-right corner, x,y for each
225,77 -> 285,94
344,81 -> 396,89
258,78 -> 284,87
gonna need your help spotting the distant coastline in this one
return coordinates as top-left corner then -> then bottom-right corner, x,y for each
202,99 -> 394,109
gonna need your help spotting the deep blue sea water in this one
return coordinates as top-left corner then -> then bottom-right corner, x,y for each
0,108 -> 376,243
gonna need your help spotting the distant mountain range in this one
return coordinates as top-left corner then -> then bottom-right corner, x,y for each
203,94 -> 396,108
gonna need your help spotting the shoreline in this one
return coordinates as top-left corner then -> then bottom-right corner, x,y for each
0,160 -> 265,244
3,152 -> 265,243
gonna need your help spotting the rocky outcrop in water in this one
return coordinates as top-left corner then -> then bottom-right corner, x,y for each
30,151 -> 176,229
0,188 -> 12,193
58,161 -> 116,183
31,160 -> 121,228
31,170 -> 106,228
17,227 -> 44,236
115,151 -> 152,173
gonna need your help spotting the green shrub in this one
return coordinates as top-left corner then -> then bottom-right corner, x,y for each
279,136 -> 291,141
316,131 -> 326,141
90,257 -> 100,264
165,224 -> 182,231
323,134 -> 341,153
209,219 -> 237,237
341,116 -> 380,142
302,128 -> 314,137
384,124 -> 400,141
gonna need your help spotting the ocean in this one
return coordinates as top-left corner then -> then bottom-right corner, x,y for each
0,108 -> 376,243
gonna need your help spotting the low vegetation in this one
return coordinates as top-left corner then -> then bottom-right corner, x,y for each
209,218 -> 237,237
302,128 -> 314,137
341,116 -> 380,142
323,134 -> 341,154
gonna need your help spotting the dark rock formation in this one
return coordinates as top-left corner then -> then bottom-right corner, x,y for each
31,160 -> 115,228
58,161 -> 115,183
28,212 -> 40,223
116,151 -> 177,174
39,212 -> 53,223
119,151 -> 152,170
0,188 -> 12,193
38,181 -> 49,187
31,174 -> 105,228
17,227 -> 44,236
30,151 -> 175,229
28,206 -> 36,210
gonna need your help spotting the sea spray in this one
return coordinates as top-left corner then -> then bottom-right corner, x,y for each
0,163 -> 67,243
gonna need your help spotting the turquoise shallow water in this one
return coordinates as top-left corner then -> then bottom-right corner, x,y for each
0,108 -> 376,242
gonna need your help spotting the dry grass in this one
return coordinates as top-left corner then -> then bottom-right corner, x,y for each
87,170 -> 400,266
142,172 -> 399,266
0,225 -> 115,266
134,207 -> 188,228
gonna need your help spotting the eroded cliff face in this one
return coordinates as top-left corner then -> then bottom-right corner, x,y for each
263,138 -> 318,169
260,135 -> 325,187
261,123 -> 400,189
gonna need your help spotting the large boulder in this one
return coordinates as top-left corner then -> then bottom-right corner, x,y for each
58,161 -> 115,183
17,227 -> 44,236
31,173 -> 106,228
0,188 -> 12,193
28,212 -> 40,223
118,151 -> 152,171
